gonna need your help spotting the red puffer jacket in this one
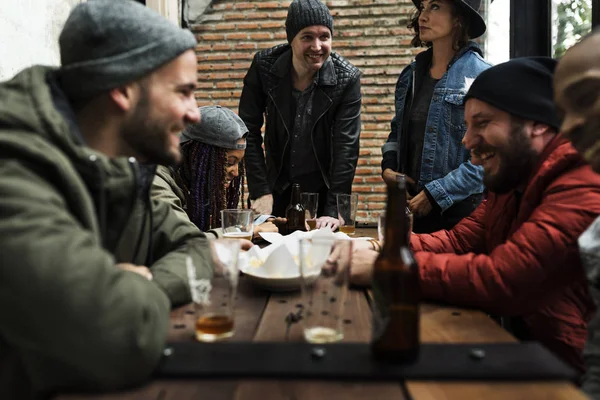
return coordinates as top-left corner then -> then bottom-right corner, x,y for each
411,135 -> 600,372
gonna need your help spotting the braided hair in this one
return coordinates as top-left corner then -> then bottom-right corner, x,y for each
174,140 -> 245,232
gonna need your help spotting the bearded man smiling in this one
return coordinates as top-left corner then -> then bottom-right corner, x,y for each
351,57 -> 600,375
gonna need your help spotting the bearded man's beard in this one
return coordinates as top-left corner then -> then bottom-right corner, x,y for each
483,119 -> 538,194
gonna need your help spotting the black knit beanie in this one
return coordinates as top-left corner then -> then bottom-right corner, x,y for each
464,57 -> 560,130
285,0 -> 334,43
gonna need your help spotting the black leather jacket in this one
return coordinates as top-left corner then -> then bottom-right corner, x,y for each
239,44 -> 362,217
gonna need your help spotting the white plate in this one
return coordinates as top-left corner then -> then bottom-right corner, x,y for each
241,271 -> 303,292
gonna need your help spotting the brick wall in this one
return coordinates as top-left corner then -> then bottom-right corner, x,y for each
190,0 -> 419,224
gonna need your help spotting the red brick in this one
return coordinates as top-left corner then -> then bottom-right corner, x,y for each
204,54 -> 229,61
364,176 -> 384,184
199,33 -> 225,41
212,44 -> 232,51
270,11 -> 287,18
366,202 -> 385,210
250,33 -> 273,40
196,82 -> 214,89
212,23 -> 236,31
230,53 -> 254,60
256,2 -> 282,8
212,92 -> 235,99
236,43 -> 258,50
216,82 -> 237,89
355,167 -> 378,175
236,22 -> 260,30
195,44 -> 212,51
260,22 -> 283,29
223,12 -> 246,20
246,12 -> 270,19
234,2 -> 256,10
226,33 -> 249,40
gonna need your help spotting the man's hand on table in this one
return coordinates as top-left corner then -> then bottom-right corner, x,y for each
116,263 -> 153,280
349,249 -> 378,286
253,221 -> 278,238
316,216 -> 340,230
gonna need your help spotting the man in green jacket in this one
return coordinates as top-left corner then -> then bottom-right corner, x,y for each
0,0 -> 212,397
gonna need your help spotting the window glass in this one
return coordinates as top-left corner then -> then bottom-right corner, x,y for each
483,0 -> 510,64
552,0 -> 592,58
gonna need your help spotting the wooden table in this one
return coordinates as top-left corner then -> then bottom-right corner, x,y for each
57,228 -> 587,400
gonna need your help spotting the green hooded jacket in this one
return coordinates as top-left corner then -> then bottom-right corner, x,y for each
0,66 -> 213,398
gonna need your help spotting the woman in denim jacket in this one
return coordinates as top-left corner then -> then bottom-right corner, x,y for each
381,0 -> 491,233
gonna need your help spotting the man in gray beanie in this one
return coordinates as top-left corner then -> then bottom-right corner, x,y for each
351,57 -> 600,374
0,0 -> 213,397
239,0 -> 361,231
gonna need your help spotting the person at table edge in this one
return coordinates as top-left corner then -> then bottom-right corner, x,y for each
0,0 -> 212,397
352,57 -> 600,373
555,28 -> 600,397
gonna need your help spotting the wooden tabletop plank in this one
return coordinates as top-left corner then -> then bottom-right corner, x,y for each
55,278 -> 269,400
419,304 -> 516,343
406,381 -> 587,400
251,289 -> 372,343
234,289 -> 407,400
408,306 -> 586,399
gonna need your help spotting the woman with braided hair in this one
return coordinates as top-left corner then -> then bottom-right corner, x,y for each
152,105 -> 281,239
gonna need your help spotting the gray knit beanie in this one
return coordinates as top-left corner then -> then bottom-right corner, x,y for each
181,106 -> 248,150
285,0 -> 334,43
58,0 -> 197,100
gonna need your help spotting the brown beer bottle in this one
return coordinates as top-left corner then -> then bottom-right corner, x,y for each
371,175 -> 420,363
285,183 -> 306,233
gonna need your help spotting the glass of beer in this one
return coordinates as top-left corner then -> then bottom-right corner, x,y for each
187,239 -> 240,342
221,209 -> 254,241
378,207 -> 413,243
301,192 -> 319,231
336,193 -> 358,235
299,238 -> 352,343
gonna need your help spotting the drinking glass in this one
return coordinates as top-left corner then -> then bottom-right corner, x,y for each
301,192 -> 319,231
221,209 -> 254,241
187,239 -> 240,342
336,193 -> 358,235
378,207 -> 413,243
299,238 -> 353,343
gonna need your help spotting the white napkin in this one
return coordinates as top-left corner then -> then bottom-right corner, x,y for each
240,228 -> 350,279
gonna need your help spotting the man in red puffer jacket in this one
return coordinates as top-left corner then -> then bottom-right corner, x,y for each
413,57 -> 600,372
354,57 -> 600,373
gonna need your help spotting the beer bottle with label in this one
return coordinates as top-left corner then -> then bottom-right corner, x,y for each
285,183 -> 306,233
371,175 -> 420,363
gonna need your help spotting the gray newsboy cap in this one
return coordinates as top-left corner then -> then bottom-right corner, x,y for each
181,106 -> 248,150
58,0 -> 197,100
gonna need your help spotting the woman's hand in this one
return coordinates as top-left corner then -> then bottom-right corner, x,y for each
316,216 -> 340,230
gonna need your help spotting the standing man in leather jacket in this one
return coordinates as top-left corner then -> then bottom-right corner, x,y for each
239,0 -> 362,228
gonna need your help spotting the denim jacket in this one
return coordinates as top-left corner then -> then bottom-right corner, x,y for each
381,42 -> 491,211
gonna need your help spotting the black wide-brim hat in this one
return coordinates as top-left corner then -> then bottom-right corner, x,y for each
411,0 -> 487,39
